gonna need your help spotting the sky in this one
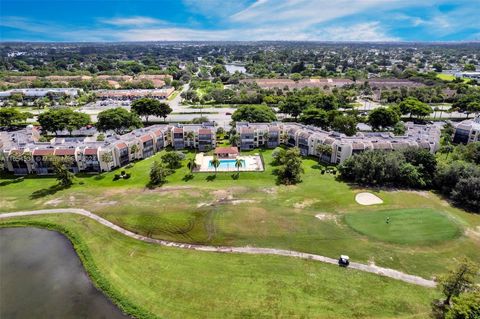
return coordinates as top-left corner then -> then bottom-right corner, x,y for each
0,0 -> 479,42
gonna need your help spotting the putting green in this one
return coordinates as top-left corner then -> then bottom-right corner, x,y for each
345,209 -> 461,245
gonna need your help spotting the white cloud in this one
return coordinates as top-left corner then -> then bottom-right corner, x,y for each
2,0 -> 478,42
100,16 -> 166,27
182,0 -> 252,18
319,22 -> 399,41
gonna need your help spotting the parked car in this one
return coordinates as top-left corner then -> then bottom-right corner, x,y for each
338,255 -> 350,267
226,112 -> 232,115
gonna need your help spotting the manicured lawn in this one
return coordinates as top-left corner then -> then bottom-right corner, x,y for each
0,214 -> 439,319
1,148 -> 479,279
345,209 -> 461,245
436,73 -> 468,82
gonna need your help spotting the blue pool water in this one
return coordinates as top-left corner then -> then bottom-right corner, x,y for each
208,159 -> 246,169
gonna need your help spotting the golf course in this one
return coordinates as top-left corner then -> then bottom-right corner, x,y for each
1,148 -> 479,318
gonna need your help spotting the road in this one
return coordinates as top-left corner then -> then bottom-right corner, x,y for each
165,83 -> 235,128
0,208 -> 436,288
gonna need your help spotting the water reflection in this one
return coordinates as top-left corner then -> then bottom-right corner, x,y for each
0,227 -> 130,319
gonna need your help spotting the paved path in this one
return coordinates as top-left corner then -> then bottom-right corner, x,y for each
0,208 -> 436,288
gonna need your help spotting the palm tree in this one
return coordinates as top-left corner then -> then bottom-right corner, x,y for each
229,134 -> 240,146
186,131 -> 195,149
262,132 -> 269,147
187,157 -> 198,173
235,157 -> 243,174
280,132 -> 289,144
440,143 -> 454,159
130,144 -> 140,160
210,156 -> 220,175
316,144 -> 332,163
101,152 -> 113,168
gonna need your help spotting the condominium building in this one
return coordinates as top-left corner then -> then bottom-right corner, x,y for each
0,88 -> 81,100
1,121 -> 441,175
1,123 -> 216,175
93,88 -> 175,100
453,116 -> 480,144
236,122 -> 441,163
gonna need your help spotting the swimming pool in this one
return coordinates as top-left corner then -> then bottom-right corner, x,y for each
208,159 -> 246,169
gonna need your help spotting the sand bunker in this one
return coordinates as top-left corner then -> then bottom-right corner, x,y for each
355,192 -> 383,205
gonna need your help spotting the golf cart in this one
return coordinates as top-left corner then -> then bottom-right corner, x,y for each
338,255 -> 350,267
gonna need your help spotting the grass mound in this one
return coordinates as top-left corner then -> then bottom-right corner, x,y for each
345,209 -> 461,245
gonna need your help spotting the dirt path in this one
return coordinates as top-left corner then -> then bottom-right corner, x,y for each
0,208 -> 436,288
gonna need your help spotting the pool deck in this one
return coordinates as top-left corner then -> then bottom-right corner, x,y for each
195,153 -> 264,172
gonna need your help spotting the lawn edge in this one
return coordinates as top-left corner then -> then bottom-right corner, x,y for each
0,219 -> 158,319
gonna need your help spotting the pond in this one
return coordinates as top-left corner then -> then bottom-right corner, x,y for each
0,227 -> 130,319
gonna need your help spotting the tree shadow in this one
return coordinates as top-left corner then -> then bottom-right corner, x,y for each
145,181 -> 166,189
0,177 -> 25,187
182,174 -> 194,182
30,183 -> 70,199
206,175 -> 217,182
93,174 -> 106,180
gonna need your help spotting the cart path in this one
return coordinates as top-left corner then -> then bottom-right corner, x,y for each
0,208 -> 436,288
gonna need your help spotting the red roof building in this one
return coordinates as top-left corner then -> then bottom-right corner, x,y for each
54,148 -> 76,156
32,149 -> 54,156
214,146 -> 239,158
84,148 -> 98,156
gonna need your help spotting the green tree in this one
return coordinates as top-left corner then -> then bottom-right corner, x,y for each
440,144 -> 455,159
231,105 -> 277,123
229,133 -> 240,146
399,97 -> 432,119
316,144 -> 332,162
235,158 -> 243,174
453,93 -> 480,118
38,109 -> 90,135
50,156 -> 74,187
149,160 -> 169,186
445,290 -> 480,319
0,108 -> 32,127
275,147 -> 304,185
367,107 -> 400,131
463,64 -> 476,71
299,108 -> 328,127
96,108 -> 142,134
332,115 -> 357,136
393,122 -> 406,136
161,151 -> 183,169
130,144 -> 140,160
156,102 -> 173,122
131,98 -> 161,123
101,152 -> 113,167
451,177 -> 480,212
439,259 -> 478,306
185,131 -> 195,148
210,156 -> 220,175
280,94 -> 306,119
187,158 -> 198,174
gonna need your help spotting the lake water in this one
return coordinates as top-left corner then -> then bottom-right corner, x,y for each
225,64 -> 246,74
0,227 -> 129,319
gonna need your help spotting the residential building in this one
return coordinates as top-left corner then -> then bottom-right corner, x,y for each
1,121 -> 441,175
453,116 -> 480,144
0,88 -> 81,100
237,122 -> 441,163
1,122 -> 216,175
93,88 -> 175,100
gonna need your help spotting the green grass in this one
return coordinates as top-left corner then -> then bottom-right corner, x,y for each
436,73 -> 468,83
0,214 -> 439,319
1,148 -> 479,280
345,209 -> 461,245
